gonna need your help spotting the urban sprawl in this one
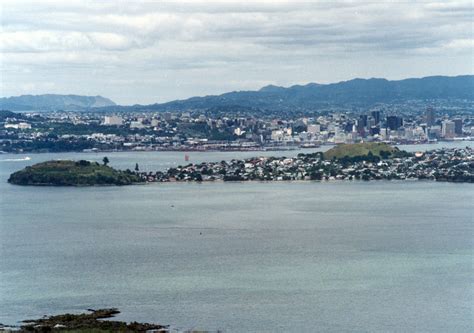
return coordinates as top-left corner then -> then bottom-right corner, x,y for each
1,103 -> 473,153
133,147 -> 474,183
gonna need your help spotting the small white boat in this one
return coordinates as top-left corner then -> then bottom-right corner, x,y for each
1,156 -> 31,162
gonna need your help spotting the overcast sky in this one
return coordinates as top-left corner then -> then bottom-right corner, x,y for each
1,0 -> 473,105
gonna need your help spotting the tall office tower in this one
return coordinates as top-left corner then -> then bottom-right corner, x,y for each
371,111 -> 381,125
344,122 -> 353,133
453,119 -> 463,135
386,116 -> 403,131
426,107 -> 436,127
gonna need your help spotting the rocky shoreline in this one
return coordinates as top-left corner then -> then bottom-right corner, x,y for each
1,308 -> 168,333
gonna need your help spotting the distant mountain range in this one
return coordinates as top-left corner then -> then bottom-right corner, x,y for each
1,75 -> 473,112
0,94 -> 116,111
147,75 -> 473,111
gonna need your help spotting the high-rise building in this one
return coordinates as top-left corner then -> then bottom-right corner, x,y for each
442,121 -> 455,138
453,119 -> 463,135
370,126 -> 380,136
426,107 -> 436,127
371,111 -> 381,125
386,116 -> 403,131
344,122 -> 353,133
103,115 -> 123,126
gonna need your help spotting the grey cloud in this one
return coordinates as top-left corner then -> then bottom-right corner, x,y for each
1,0 -> 472,104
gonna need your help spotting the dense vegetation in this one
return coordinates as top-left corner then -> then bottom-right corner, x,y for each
97,75 -> 474,113
323,142 -> 405,162
8,160 -> 143,186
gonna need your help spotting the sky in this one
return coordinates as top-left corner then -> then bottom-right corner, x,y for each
1,0 -> 473,105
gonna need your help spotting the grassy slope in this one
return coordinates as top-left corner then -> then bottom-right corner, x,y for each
8,160 -> 142,186
324,142 -> 399,160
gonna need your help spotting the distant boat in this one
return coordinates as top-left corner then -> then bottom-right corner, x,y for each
1,156 -> 31,162
300,143 -> 320,148
184,154 -> 190,162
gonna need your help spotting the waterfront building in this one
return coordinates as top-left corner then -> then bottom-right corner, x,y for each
271,130 -> 284,141
453,119 -> 463,135
442,121 -> 455,138
307,124 -> 321,135
429,126 -> 442,139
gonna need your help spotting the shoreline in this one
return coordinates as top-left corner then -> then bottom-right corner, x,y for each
8,178 -> 473,187
1,308 -> 169,333
6,145 -> 474,186
1,139 -> 473,155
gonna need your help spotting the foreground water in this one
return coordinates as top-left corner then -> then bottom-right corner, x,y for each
0,142 -> 473,332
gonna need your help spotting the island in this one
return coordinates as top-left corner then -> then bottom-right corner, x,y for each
6,308 -> 168,332
8,160 -> 143,186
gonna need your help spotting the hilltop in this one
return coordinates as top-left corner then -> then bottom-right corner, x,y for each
98,75 -> 473,113
0,94 -> 115,111
2,76 -> 472,113
323,142 -> 401,160
8,160 -> 143,186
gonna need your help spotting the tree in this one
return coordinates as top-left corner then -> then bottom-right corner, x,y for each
102,156 -> 109,166
135,163 -> 139,172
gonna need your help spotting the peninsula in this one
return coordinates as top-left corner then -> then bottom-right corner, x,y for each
8,159 -> 143,186
8,143 -> 474,186
139,143 -> 472,183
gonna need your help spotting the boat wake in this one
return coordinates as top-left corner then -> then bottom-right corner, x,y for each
0,156 -> 31,162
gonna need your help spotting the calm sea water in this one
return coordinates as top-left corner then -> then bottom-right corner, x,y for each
0,142 -> 473,332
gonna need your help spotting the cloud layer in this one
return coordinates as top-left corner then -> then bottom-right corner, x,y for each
1,0 -> 473,104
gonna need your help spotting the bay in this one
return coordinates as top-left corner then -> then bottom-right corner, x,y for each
0,142 -> 473,332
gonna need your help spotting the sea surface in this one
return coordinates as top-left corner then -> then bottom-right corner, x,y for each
0,142 -> 473,332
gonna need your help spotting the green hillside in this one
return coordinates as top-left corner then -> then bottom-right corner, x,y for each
324,142 -> 400,160
8,160 -> 143,186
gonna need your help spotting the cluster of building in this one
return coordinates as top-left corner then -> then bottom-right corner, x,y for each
1,104 -> 473,153
137,147 -> 473,183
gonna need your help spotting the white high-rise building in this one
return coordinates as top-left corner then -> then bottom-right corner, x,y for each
103,115 -> 123,126
442,121 -> 455,138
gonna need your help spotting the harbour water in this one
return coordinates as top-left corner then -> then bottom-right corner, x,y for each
0,142 -> 473,332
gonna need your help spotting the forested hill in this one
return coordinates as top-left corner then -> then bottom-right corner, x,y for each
0,94 -> 116,111
99,75 -> 474,113
2,75 -> 472,113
